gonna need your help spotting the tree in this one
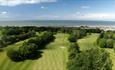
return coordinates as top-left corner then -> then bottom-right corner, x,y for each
68,34 -> 77,42
7,49 -> 23,62
98,38 -> 114,48
106,39 -> 114,48
98,38 -> 106,48
67,48 -> 112,70
7,31 -> 55,62
68,43 -> 80,59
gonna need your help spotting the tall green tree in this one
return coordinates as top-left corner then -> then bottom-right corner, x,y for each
68,43 -> 80,59
67,48 -> 112,70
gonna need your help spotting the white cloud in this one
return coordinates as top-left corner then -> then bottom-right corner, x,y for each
0,11 -> 9,19
81,6 -> 90,9
78,13 -> 115,20
1,11 -> 7,15
65,12 -> 115,20
0,0 -> 57,6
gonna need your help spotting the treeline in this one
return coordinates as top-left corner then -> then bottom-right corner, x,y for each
7,31 -> 55,62
35,26 -> 102,34
0,26 -> 102,34
67,47 -> 112,70
0,30 -> 36,48
68,30 -> 87,42
97,31 -> 115,48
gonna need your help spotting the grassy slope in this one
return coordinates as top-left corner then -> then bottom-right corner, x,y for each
32,33 -> 69,70
78,33 -> 99,51
0,33 -> 69,70
78,33 -> 115,70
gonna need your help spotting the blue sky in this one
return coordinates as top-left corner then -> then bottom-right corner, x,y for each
0,0 -> 115,21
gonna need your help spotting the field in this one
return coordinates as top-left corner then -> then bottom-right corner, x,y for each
0,33 -> 69,70
0,33 -> 115,70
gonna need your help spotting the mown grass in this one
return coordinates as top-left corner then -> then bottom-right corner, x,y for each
0,33 -> 115,70
78,33 -> 99,51
0,33 -> 69,70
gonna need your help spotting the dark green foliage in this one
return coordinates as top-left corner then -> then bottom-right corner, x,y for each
28,31 -> 55,49
97,31 -> 114,48
98,39 -> 114,48
7,43 -> 42,62
106,39 -> 114,48
68,43 -> 80,59
85,28 -> 102,33
0,48 -> 3,52
7,49 -> 23,62
68,34 -> 77,42
0,31 -> 36,47
68,30 -> 87,42
7,31 -> 55,62
0,40 -> 6,48
67,48 -> 112,70
98,38 -> 106,48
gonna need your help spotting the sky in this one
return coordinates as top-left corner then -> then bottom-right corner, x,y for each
0,0 -> 115,21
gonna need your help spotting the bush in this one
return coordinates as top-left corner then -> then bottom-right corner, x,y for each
0,40 -> 6,48
106,39 -> 114,48
68,34 -> 77,42
7,31 -> 55,62
68,30 -> 87,42
97,31 -> 114,48
7,49 -> 23,62
98,38 -> 106,48
0,31 -> 36,47
68,43 -> 80,59
7,43 -> 41,62
67,48 -> 112,70
98,38 -> 114,48
0,48 -> 3,52
28,32 -> 55,49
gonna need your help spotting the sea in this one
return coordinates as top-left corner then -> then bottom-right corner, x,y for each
0,20 -> 115,27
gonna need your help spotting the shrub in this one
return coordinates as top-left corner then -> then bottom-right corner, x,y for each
97,31 -> 114,48
98,38 -> 114,48
67,48 -> 112,70
7,49 -> 23,62
68,34 -> 77,42
7,43 -> 41,62
0,31 -> 36,47
106,39 -> 114,48
7,31 -> 55,62
98,38 -> 106,48
68,30 -> 87,42
68,43 -> 80,59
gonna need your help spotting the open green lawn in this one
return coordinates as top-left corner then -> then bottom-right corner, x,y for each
78,33 -> 99,51
0,33 -> 69,70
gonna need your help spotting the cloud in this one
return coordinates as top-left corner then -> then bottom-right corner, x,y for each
81,6 -> 90,9
65,12 -> 115,20
78,13 -> 115,20
0,0 -> 57,6
0,11 -> 9,19
1,11 -> 7,15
